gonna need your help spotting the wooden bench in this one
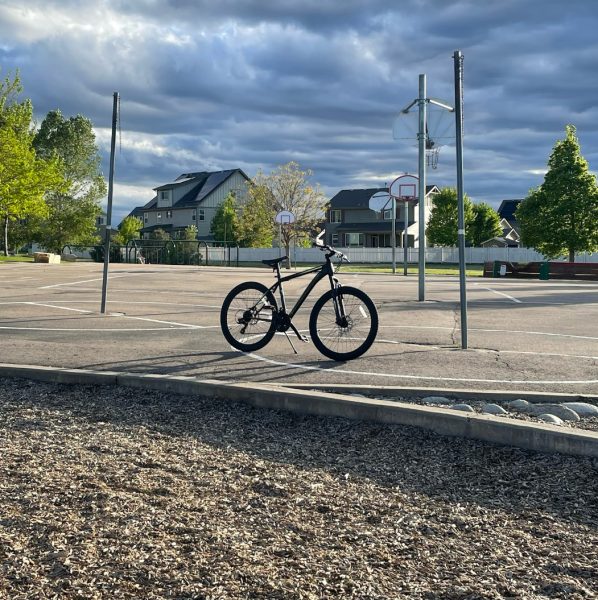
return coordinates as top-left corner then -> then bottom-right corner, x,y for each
483,261 -> 598,280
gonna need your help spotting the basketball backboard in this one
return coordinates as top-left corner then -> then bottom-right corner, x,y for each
389,174 -> 419,202
275,210 -> 295,224
368,190 -> 392,212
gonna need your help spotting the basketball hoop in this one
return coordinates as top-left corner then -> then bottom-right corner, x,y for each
426,139 -> 440,169
393,98 -> 454,169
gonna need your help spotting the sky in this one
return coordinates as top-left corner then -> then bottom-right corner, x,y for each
1,0 -> 597,224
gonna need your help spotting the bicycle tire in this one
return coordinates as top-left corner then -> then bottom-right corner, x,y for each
220,281 -> 278,352
309,286 -> 378,361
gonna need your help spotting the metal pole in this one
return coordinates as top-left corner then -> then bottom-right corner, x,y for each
391,196 -> 396,273
454,50 -> 468,349
403,200 -> 408,276
100,92 -> 118,314
418,74 -> 427,301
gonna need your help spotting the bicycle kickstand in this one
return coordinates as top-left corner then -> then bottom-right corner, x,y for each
283,331 -> 299,354
283,321 -> 309,354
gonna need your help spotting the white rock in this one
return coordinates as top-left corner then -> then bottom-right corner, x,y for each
562,402 -> 598,417
537,414 -> 564,425
481,403 -> 508,415
452,403 -> 475,413
422,396 -> 452,405
507,399 -> 532,412
528,404 -> 580,422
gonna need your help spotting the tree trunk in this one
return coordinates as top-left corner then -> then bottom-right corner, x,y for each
569,248 -> 575,263
3,215 -> 8,257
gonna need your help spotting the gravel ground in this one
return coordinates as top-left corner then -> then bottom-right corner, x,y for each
0,377 -> 597,600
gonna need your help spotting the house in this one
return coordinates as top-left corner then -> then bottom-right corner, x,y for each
325,185 -> 439,248
497,199 -> 523,234
481,217 -> 521,248
128,169 -> 250,240
480,199 -> 524,248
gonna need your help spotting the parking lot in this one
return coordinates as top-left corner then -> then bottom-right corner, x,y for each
1,262 -> 597,394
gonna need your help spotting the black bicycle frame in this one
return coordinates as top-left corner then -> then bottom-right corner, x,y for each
267,257 -> 338,319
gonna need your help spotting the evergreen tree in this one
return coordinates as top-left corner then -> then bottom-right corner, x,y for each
470,202 -> 502,246
426,187 -> 474,247
517,125 -> 598,261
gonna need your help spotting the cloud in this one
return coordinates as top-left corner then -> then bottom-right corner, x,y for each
0,0 -> 596,224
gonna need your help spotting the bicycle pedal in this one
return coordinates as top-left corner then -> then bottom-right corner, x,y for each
299,334 -> 309,343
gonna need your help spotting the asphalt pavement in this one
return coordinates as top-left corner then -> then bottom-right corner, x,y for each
1,261 -> 597,395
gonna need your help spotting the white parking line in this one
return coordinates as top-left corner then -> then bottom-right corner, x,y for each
118,315 -> 218,329
244,352 -> 598,385
474,284 -> 521,303
26,302 -> 93,314
382,324 -> 598,341
39,273 -> 144,289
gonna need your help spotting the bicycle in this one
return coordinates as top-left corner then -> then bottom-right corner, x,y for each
220,236 -> 378,361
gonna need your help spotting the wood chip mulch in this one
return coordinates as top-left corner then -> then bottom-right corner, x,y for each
0,377 -> 597,599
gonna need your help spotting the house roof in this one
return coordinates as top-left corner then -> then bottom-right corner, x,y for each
330,185 -> 439,209
497,199 -> 523,222
130,169 -> 250,215
481,236 -> 519,248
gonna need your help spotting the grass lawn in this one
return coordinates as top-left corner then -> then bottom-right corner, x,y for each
341,263 -> 483,276
240,261 -> 484,277
0,255 -> 33,263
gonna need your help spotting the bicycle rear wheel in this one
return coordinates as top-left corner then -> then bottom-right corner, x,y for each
220,282 -> 278,352
309,286 -> 378,361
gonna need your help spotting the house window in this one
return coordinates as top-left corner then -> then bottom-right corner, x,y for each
96,216 -> 105,226
345,233 -> 364,247
198,208 -> 205,221
166,210 -> 172,219
383,209 -> 393,220
143,213 -> 148,224
192,210 -> 196,221
330,209 -> 341,223
157,212 -> 162,220
158,190 -> 172,207
331,234 -> 339,246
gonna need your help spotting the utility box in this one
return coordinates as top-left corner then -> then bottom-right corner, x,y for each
539,262 -> 550,280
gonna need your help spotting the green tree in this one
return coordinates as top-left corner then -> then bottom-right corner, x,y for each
114,215 -> 143,246
238,183 -> 275,247
426,187 -> 475,247
470,202 -> 502,246
254,162 -> 325,265
0,72 -> 64,255
517,125 -> 598,261
210,193 -> 240,244
33,110 -> 107,253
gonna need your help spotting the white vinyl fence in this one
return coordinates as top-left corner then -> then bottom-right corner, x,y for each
231,246 -> 598,265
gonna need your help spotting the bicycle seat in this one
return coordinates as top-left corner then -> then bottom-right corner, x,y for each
262,256 -> 288,267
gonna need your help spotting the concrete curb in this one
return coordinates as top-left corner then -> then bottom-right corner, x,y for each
1,363 -> 597,459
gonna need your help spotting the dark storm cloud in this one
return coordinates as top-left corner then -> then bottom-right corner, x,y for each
0,0 -> 596,222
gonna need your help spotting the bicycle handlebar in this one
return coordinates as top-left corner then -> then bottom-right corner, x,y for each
313,241 -> 350,263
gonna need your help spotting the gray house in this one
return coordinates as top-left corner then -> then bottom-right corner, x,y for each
325,185 -> 439,248
129,169 -> 250,240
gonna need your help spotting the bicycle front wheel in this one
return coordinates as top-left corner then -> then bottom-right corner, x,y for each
220,282 -> 278,352
309,286 -> 378,361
